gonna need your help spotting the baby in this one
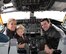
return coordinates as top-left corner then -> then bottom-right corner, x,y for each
15,24 -> 28,54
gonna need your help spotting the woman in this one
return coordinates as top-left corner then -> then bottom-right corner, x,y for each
3,18 -> 17,54
3,18 -> 17,39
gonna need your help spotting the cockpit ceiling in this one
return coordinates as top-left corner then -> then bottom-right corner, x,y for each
0,0 -> 66,13
49,1 -> 66,11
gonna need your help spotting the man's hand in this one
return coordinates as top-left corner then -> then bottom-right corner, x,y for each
49,49 -> 54,54
44,45 -> 54,54
45,45 -> 50,54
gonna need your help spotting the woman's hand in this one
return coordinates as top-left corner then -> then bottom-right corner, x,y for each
18,43 -> 25,48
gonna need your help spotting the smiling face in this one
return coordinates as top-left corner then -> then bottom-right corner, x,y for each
16,24 -> 25,37
16,28 -> 24,37
7,19 -> 16,31
41,20 -> 51,31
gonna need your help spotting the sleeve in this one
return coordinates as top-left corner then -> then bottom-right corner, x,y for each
24,36 -> 29,43
52,24 -> 65,38
45,28 -> 61,49
0,33 -> 9,42
45,36 -> 60,49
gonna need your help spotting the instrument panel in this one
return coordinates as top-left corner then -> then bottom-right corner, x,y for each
17,19 -> 41,34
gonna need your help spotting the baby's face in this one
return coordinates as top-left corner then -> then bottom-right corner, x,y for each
16,29 -> 24,37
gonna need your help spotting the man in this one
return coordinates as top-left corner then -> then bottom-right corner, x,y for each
40,18 -> 61,54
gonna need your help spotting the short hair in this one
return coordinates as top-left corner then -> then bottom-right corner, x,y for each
16,24 -> 25,32
7,18 -> 17,28
7,18 -> 16,23
41,18 -> 51,23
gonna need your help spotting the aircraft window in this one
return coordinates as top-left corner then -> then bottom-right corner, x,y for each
34,11 -> 66,21
62,20 -> 66,28
1,12 -> 30,23
0,24 -> 4,33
